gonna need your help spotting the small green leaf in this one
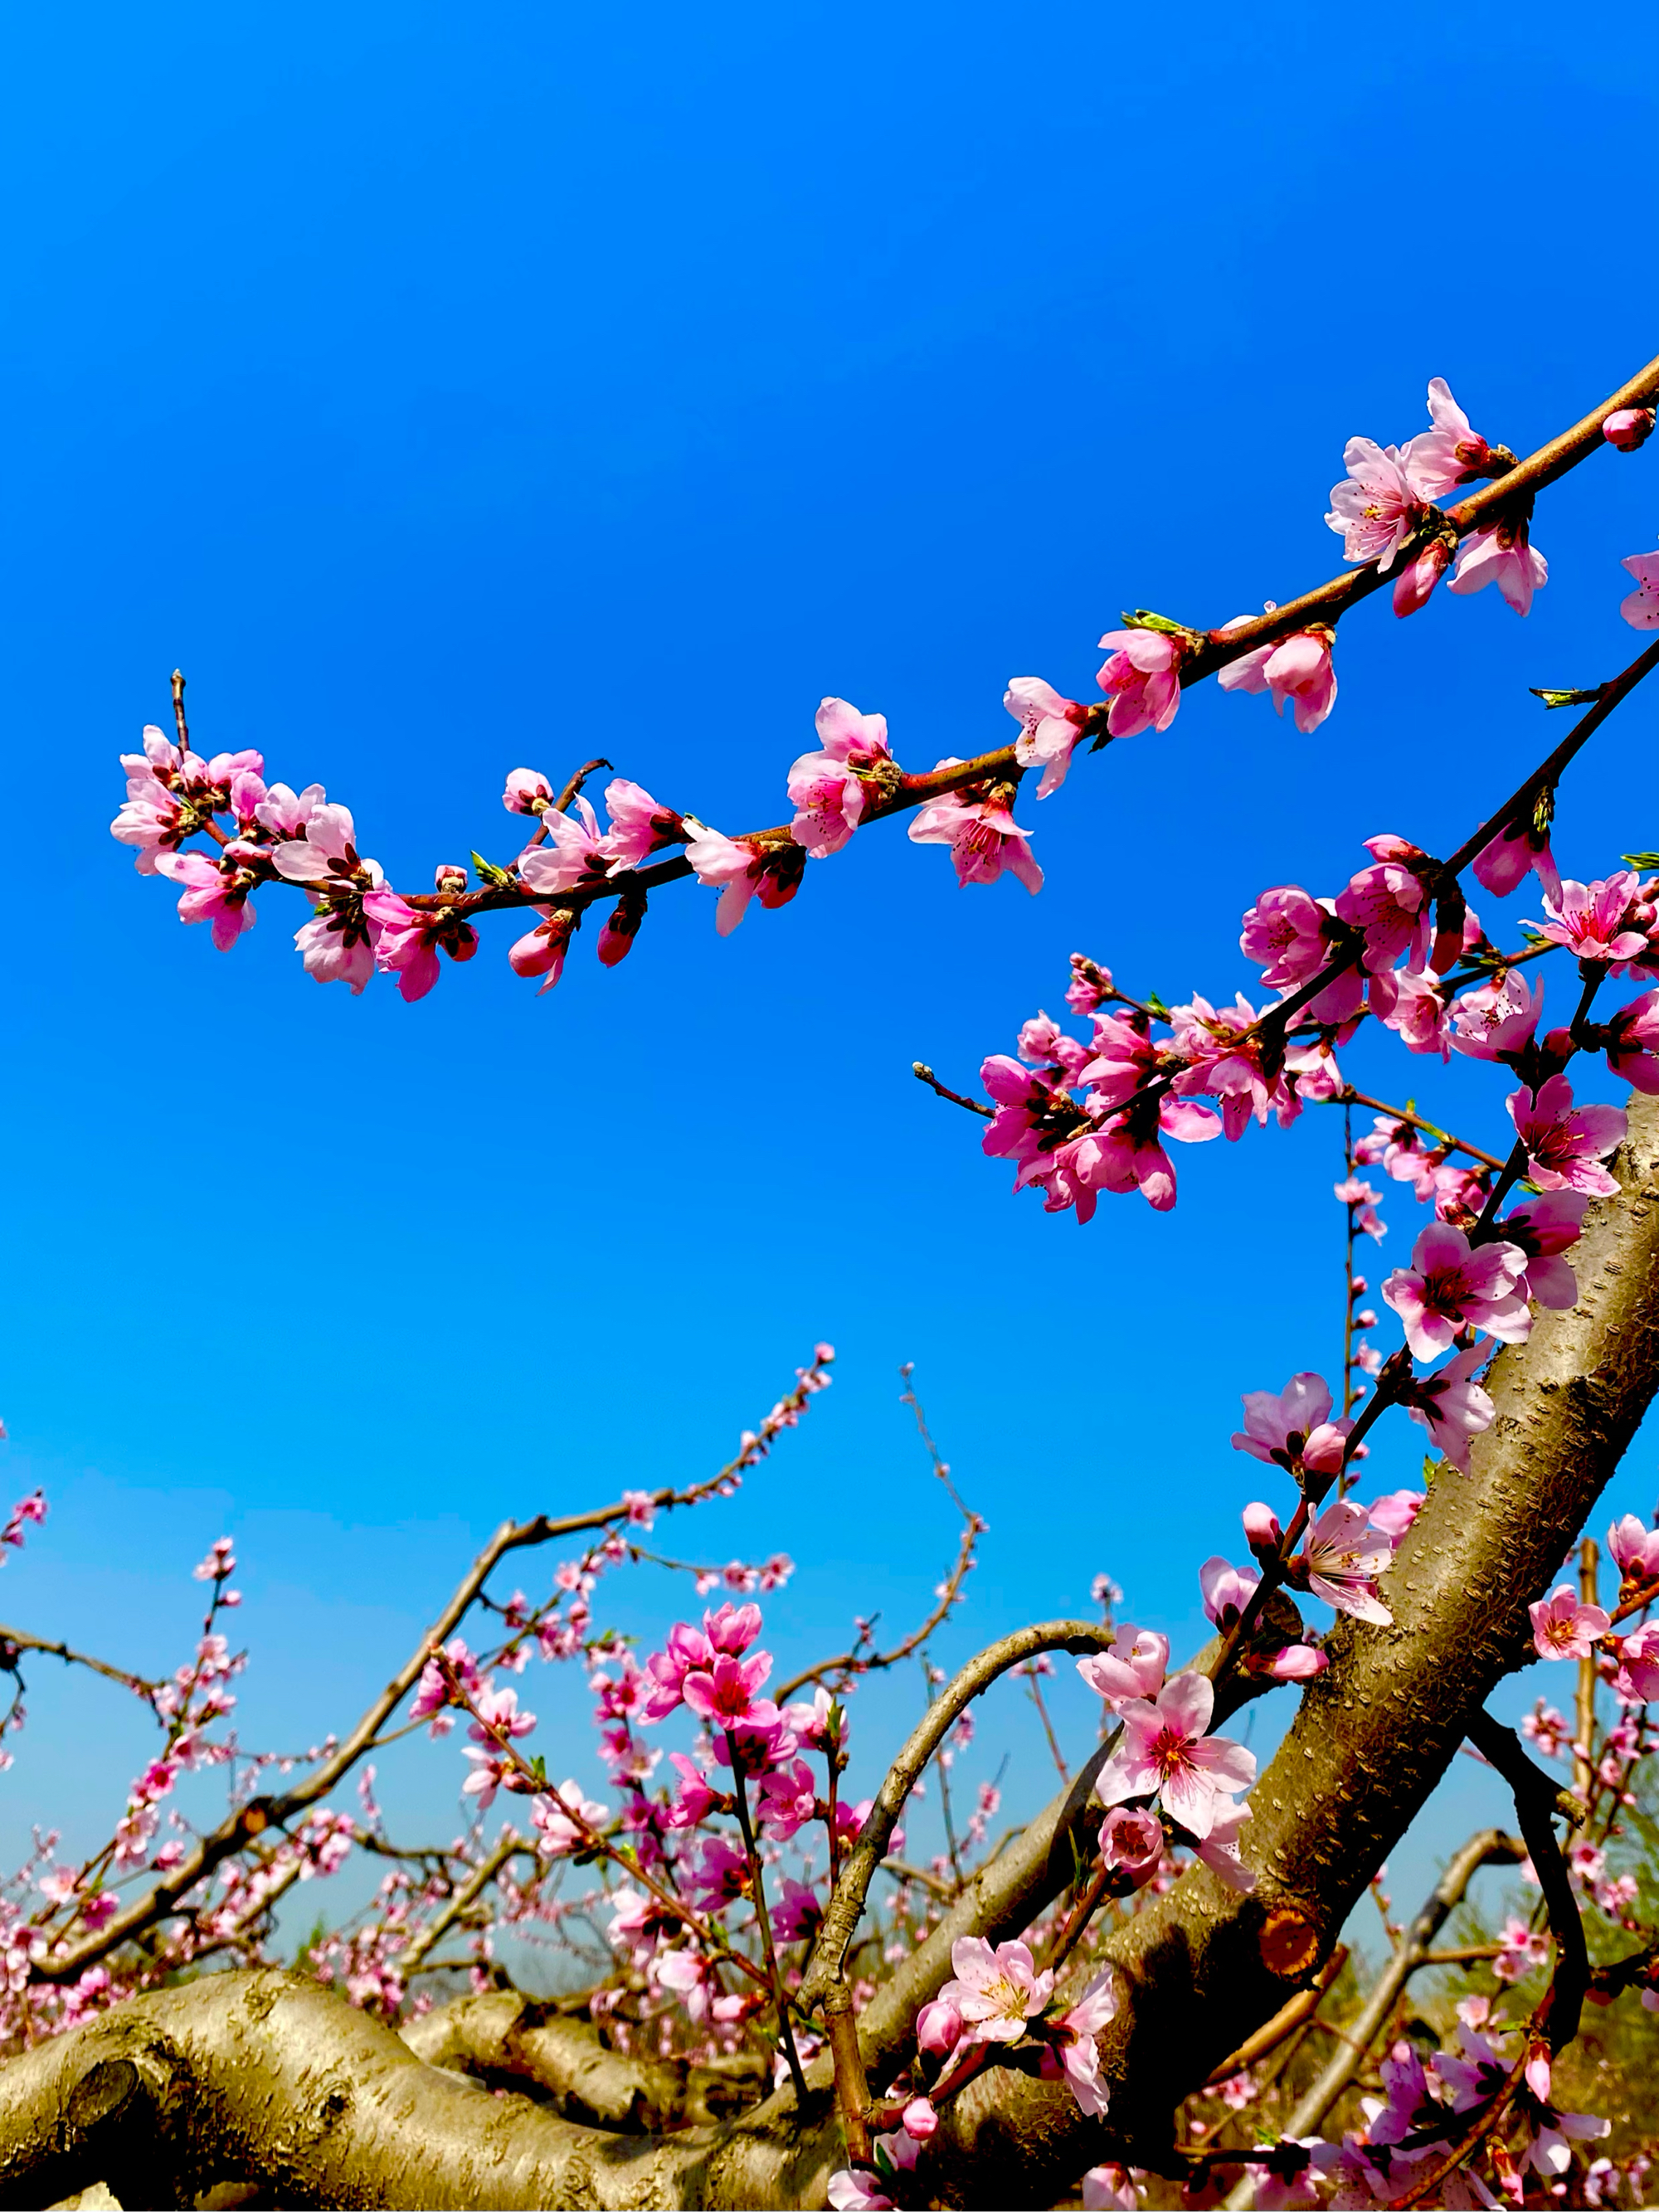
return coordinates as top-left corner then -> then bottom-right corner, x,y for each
1142,989 -> 1170,1018
470,850 -> 517,887
1528,686 -> 1602,710
1622,852 -> 1659,870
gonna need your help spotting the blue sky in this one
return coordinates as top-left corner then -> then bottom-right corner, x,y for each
2,0 -> 1656,1940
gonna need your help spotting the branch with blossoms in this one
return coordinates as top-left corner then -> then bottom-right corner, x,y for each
111,361 -> 1659,1007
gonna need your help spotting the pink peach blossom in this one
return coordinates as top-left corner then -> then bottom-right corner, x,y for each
517,797 -> 611,897
1539,872 -> 1651,965
1298,1499 -> 1394,1624
1368,965 -> 1452,1057
786,698 -> 892,857
1604,408 -> 1656,452
1199,1557 -> 1259,1628
1076,1625 -> 1169,1707
1614,1621 -> 1659,1702
1217,626 -> 1337,734
1005,677 -> 1089,797
1098,1806 -> 1165,1886
1402,1339 -> 1496,1474
1501,1191 -> 1588,1309
1605,989 -> 1659,1091
1506,1075 -> 1625,1198
362,891 -> 479,1003
508,906 -> 578,993
682,823 -> 804,933
1326,440 -> 1425,571
1529,1584 -> 1610,1660
153,851 -> 257,952
600,778 -> 685,869
938,1935 -> 1053,2044
1382,1222 -> 1531,1358
1391,534 -> 1453,617
1402,378 -> 1497,500
1238,887 -> 1362,1018
1622,550 -> 1659,628
1039,1966 -> 1117,2118
1335,834 -> 1433,974
1608,1514 -> 1659,1583
1472,818 -> 1561,905
1194,1797 -> 1257,1892
915,1996 -> 963,2056
907,766 -> 1043,893
1448,519 -> 1548,616
1230,1373 -> 1352,1477
1095,630 -> 1184,737
1096,1670 -> 1255,1841
503,768 -> 554,814
1448,969 -> 1543,1061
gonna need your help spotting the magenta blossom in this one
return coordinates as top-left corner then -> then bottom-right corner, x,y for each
1238,886 -> 1363,1020
1098,1806 -> 1165,1887
1501,1191 -> 1588,1310
908,765 -> 1042,893
153,851 -> 258,952
1615,1622 -> 1659,1703
1076,1625 -> 1169,1707
1326,440 -> 1425,571
1402,1340 -> 1496,1475
1530,1584 -> 1610,1661
787,698 -> 892,858
1230,1372 -> 1352,1478
1094,630 -> 1185,737
680,1650 -> 776,1732
1334,834 -> 1433,974
1506,1075 -> 1625,1198
1096,1670 -> 1256,1841
1449,518 -> 1548,616
1448,968 -> 1543,1061
1605,989 -> 1659,1091
1622,550 -> 1659,628
938,1935 -> 1053,2044
1005,678 -> 1089,798
1217,625 -> 1337,735
1539,872 -> 1652,966
1472,818 -> 1561,905
1381,1223 -> 1531,1359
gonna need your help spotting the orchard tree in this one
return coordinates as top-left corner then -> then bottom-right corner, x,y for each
3,353 -> 1659,2210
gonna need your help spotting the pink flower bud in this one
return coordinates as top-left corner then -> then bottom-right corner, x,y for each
1242,1502 -> 1282,1563
1603,408 -> 1655,453
915,1998 -> 962,2056
1392,535 -> 1452,618
434,863 -> 469,893
901,2095 -> 939,2141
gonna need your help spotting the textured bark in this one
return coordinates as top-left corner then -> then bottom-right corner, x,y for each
919,1091 -> 1659,2205
399,1992 -> 694,2131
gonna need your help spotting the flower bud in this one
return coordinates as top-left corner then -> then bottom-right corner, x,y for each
915,1998 -> 962,2057
597,891 -> 647,968
1242,1501 -> 1282,1564
503,768 -> 554,814
1603,408 -> 1656,453
1392,535 -> 1452,618
434,863 -> 469,894
901,2096 -> 939,2141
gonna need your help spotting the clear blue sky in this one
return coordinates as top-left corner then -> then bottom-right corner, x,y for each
2,1 -> 1656,1935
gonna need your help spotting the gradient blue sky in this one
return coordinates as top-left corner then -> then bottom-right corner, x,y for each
2,1 -> 1656,1942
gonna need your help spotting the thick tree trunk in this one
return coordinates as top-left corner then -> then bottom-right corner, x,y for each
9,1096 -> 1657,2212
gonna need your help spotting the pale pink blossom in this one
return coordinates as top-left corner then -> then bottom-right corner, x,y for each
1402,378 -> 1498,501
503,768 -> 554,814
1381,1223 -> 1531,1358
1506,1075 -> 1625,1198
1608,1514 -> 1659,1584
1038,1966 -> 1117,2118
294,902 -> 377,993
1094,630 -> 1184,737
938,1935 -> 1053,2044
826,2172 -> 894,2212
898,2096 -> 938,2142
1374,1491 -> 1426,1539
362,891 -> 479,1003
1514,2047 -> 1611,2176
786,698 -> 892,857
1297,1500 -> 1395,1624
1217,625 -> 1337,735
600,778 -> 685,869
1529,1584 -> 1610,1660
682,821 -> 805,932
1195,1797 -> 1257,1892
1005,677 -> 1089,797
1096,1670 -> 1255,1841
508,906 -> 577,994
1076,1625 -> 1169,1707
1098,1806 -> 1165,1886
272,802 -> 379,888
153,851 -> 257,952
1230,1373 -> 1352,1477
1326,440 -> 1425,570
1199,1557 -> 1258,1628
1449,518 -> 1548,615
1370,964 -> 1457,1057
907,766 -> 1042,893
1448,969 -> 1543,1060
1501,1191 -> 1588,1310
1604,408 -> 1656,452
1403,1339 -> 1496,1474
517,796 -> 611,897
1539,872 -> 1651,965
532,1778 -> 608,1856
1621,550 -> 1659,628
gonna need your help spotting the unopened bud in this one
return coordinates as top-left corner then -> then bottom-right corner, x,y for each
1603,407 -> 1656,453
435,863 -> 469,894
901,2096 -> 939,2141
597,892 -> 647,968
1392,534 -> 1453,620
915,1999 -> 962,2057
1242,1501 -> 1282,1563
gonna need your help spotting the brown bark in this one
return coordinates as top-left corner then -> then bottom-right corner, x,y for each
398,1991 -> 690,2131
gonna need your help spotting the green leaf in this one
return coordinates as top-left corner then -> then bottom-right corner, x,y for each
1528,686 -> 1602,710
470,850 -> 517,887
1142,989 -> 1170,1018
1622,852 -> 1659,870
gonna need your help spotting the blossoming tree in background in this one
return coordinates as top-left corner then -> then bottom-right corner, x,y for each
4,352 -> 1659,2208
